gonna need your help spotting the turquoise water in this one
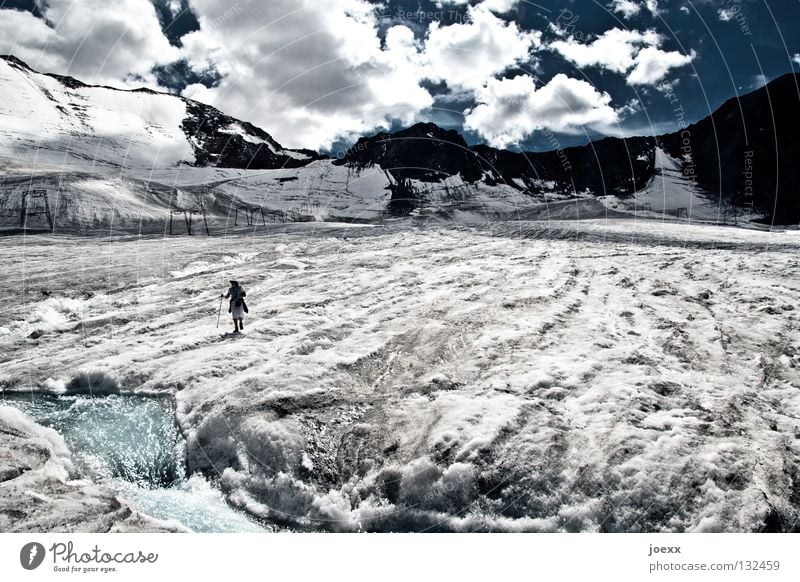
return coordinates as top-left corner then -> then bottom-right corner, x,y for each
2,393 -> 266,532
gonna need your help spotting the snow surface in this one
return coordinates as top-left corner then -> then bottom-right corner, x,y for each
1,220 -> 799,532
0,58 -> 195,169
0,57 -> 310,176
1,157 -> 622,234
598,149 -> 748,224
631,148 -> 723,220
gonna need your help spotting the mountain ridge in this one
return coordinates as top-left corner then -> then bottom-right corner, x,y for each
339,72 -> 800,223
1,54 -> 798,224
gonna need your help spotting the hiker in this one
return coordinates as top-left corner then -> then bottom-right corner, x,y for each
222,280 -> 248,333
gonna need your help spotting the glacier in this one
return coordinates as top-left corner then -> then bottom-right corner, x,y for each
1,220 -> 798,532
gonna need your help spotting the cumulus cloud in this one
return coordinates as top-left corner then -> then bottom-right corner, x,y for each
435,0 -> 521,11
0,0 -> 179,87
464,74 -> 619,147
609,0 -> 659,18
610,1 -> 644,18
644,0 -> 661,15
793,53 -> 800,66
181,0 -> 541,149
166,0 -> 183,17
424,3 -> 540,90
476,0 -> 522,12
550,28 -> 694,85
551,28 -> 660,74
627,46 -> 695,84
181,0 -> 433,150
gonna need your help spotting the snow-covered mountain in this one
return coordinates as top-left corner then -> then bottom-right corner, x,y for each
0,54 -> 797,232
0,55 -> 316,171
339,72 -> 800,225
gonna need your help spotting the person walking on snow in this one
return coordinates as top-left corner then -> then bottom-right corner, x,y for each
222,280 -> 247,333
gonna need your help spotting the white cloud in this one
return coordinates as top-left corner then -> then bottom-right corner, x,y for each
179,0 -> 543,149
619,97 -> 642,116
793,53 -> 800,66
464,74 -> 619,147
0,0 -> 178,87
610,0 -> 643,18
435,0 -> 521,11
181,0 -> 433,150
610,0 -> 659,18
718,7 -> 738,21
424,4 -> 540,90
479,0 -> 522,12
550,28 -> 660,73
167,0 -> 183,17
627,46 -> 695,85
550,28 -> 694,86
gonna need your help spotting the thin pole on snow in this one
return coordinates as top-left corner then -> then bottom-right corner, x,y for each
216,294 -> 223,328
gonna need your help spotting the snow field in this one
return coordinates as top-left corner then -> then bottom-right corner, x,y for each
0,58 -> 194,169
1,221 -> 799,531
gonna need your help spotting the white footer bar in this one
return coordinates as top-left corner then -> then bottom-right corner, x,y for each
1,533 -> 796,581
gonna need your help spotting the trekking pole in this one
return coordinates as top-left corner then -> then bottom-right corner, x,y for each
216,294 -> 223,328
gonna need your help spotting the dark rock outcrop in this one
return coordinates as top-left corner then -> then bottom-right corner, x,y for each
181,101 -> 319,170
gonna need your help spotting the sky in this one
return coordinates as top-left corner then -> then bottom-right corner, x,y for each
0,0 -> 799,153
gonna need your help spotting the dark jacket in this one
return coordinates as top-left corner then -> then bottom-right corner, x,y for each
225,285 -> 245,300
225,286 -> 248,313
